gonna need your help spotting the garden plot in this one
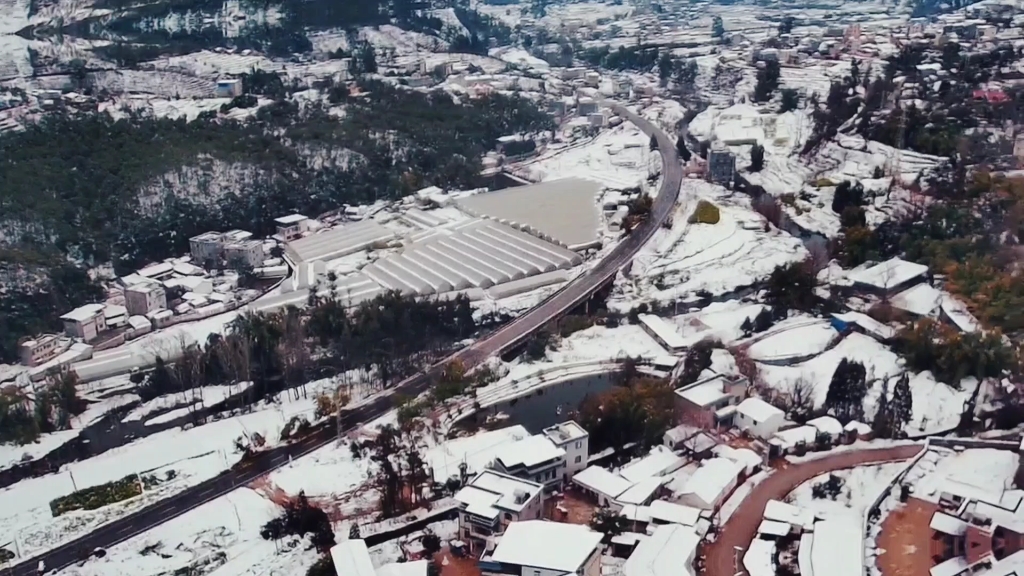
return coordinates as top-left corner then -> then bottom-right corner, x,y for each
545,324 -> 671,364
786,462 -> 910,519
664,300 -> 768,346
618,181 -> 806,307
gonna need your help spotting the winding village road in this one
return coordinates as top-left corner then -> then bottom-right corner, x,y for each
705,443 -> 926,576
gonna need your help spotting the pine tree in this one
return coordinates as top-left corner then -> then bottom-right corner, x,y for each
825,359 -> 867,423
649,133 -> 659,151
676,135 -> 692,161
891,373 -> 913,433
750,143 -> 765,172
871,379 -> 894,438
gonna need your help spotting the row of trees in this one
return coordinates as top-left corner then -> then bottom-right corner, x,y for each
135,290 -> 479,425
0,372 -> 83,445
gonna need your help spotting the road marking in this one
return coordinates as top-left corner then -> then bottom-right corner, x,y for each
116,525 -> 133,535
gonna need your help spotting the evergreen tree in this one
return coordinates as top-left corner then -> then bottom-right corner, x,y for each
891,373 -> 913,432
750,143 -> 765,172
676,135 -> 691,161
711,16 -> 725,38
871,378 -> 894,438
753,60 -> 781,103
649,133 -> 658,151
824,359 -> 867,423
740,317 -> 754,337
780,88 -> 799,113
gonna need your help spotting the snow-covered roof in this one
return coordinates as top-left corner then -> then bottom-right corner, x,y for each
744,538 -> 777,576
764,499 -> 816,530
811,518 -> 861,576
891,283 -> 942,317
619,503 -> 653,523
619,447 -> 685,484
799,533 -> 815,576
573,466 -> 633,499
648,500 -> 701,526
929,511 -> 968,536
664,424 -> 701,446
454,470 -> 544,519
844,421 -> 872,435
807,416 -> 844,437
847,258 -> 928,290
275,213 -> 309,225
610,532 -> 648,547
676,377 -> 730,408
940,295 -> 980,333
736,397 -> 784,424
772,425 -> 818,449
543,420 -> 589,445
376,560 -> 429,576
831,311 -> 896,340
623,524 -> 700,576
637,314 -> 687,350
615,476 -> 665,506
139,262 -> 175,278
330,540 -> 376,576
490,521 -> 602,572
61,303 -> 105,322
680,458 -> 742,507
712,445 -> 763,474
493,434 -> 565,469
758,520 -> 792,537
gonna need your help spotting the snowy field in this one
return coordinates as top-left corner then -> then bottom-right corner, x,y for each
757,333 -> 974,434
0,376 -> 370,561
512,122 -> 656,190
616,180 -> 807,308
54,487 -> 318,576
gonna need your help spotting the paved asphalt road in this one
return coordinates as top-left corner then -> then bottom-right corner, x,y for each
704,444 -> 926,576
9,103 -> 682,576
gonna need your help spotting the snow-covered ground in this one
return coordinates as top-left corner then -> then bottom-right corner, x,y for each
0,376 -> 370,561
122,383 -> 253,425
54,487 -> 317,576
757,333 -> 973,434
512,122 -> 656,190
787,462 -> 909,519
747,320 -> 837,362
615,180 -> 807,308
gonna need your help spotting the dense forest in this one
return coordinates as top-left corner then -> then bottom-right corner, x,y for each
0,77 -> 551,363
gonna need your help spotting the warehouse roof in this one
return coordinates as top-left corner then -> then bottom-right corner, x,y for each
455,178 -> 603,250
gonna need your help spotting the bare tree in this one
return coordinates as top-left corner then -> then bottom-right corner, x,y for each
277,306 -> 310,401
787,377 -> 816,423
218,333 -> 252,410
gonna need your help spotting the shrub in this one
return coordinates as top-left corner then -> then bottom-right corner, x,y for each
50,474 -> 144,516
688,200 -> 721,224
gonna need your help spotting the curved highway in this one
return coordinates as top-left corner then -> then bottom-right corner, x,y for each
8,103 -> 682,576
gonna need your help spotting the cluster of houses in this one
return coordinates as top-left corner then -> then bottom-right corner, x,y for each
16,224 -> 291,377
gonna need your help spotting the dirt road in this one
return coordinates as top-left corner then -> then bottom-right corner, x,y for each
705,443 -> 925,576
